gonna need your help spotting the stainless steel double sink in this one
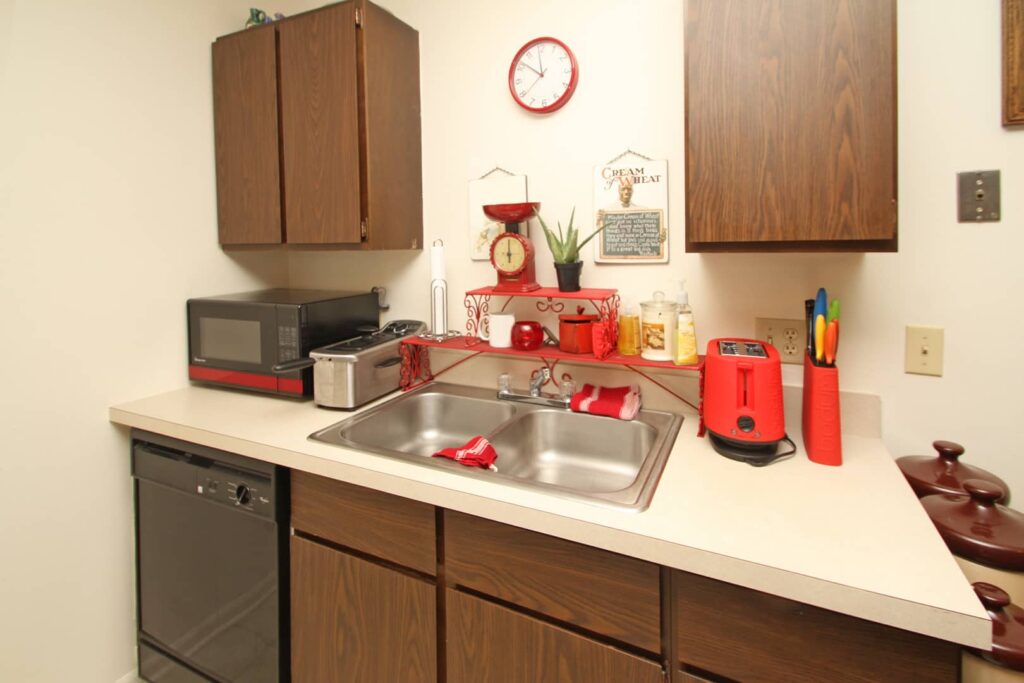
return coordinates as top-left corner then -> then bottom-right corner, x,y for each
309,383 -> 683,511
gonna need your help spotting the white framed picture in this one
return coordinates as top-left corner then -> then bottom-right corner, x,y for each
593,158 -> 669,263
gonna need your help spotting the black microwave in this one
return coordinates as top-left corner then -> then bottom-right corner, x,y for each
187,289 -> 378,397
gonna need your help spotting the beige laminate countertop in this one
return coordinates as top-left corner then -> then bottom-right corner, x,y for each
110,384 -> 990,649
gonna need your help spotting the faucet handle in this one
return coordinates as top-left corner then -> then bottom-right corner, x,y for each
497,373 -> 511,393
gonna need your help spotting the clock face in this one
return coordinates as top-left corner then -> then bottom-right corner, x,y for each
508,37 -> 578,114
491,234 -> 528,275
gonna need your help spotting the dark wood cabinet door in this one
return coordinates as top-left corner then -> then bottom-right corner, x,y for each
278,2 -> 362,245
685,0 -> 897,251
672,571 -> 959,683
444,511 -> 661,653
446,589 -> 664,683
212,25 -> 282,245
291,536 -> 436,683
361,2 -> 423,250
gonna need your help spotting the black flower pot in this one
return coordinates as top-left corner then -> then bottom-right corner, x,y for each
554,261 -> 583,292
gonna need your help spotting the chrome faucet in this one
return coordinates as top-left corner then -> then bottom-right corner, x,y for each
498,368 -> 573,409
529,367 -> 550,396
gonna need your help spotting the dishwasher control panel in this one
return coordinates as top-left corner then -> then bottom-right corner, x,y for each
197,465 -> 273,516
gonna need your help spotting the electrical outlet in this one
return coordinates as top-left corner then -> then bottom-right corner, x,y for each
755,318 -> 806,365
905,326 -> 944,376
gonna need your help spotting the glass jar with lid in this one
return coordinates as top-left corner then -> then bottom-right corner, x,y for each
640,291 -> 677,362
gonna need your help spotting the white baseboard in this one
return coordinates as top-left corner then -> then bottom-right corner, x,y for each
115,670 -> 140,683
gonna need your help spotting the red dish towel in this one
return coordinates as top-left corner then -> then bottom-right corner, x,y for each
570,384 -> 641,420
432,436 -> 499,471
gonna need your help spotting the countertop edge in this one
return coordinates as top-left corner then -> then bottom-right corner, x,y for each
108,404 -> 991,649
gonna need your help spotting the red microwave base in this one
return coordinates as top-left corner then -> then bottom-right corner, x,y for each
188,365 -> 305,396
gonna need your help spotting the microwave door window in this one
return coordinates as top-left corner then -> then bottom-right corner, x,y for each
200,318 -> 262,364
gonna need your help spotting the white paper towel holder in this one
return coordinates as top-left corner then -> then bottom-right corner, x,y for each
420,239 -> 461,342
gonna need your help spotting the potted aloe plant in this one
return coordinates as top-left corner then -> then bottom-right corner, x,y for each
535,208 -> 606,292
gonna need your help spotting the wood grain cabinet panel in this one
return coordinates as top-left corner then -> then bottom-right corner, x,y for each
685,0 -> 897,251
444,511 -> 662,653
211,25 -> 282,245
672,571 -> 960,682
446,589 -> 664,683
291,536 -> 436,683
210,0 -> 423,249
291,471 -> 436,574
278,2 -> 362,245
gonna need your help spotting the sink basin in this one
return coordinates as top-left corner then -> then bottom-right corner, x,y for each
309,382 -> 683,511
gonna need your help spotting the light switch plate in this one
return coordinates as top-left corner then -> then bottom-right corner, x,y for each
755,318 -> 806,365
905,326 -> 944,376
957,170 -> 1000,222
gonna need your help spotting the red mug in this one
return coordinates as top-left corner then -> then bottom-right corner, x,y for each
511,320 -> 544,351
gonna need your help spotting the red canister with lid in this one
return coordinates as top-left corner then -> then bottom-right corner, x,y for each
897,440 -> 1010,502
962,582 -> 1024,681
921,479 -> 1024,618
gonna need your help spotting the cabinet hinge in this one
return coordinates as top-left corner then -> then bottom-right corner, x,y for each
355,7 -> 362,27
360,218 -> 368,241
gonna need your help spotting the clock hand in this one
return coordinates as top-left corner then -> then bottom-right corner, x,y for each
522,73 -> 543,96
537,46 -> 544,76
521,61 -> 542,77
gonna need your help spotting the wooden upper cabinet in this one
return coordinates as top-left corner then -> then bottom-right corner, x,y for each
278,3 -> 362,245
685,0 -> 898,251
212,25 -> 282,245
211,0 -> 423,249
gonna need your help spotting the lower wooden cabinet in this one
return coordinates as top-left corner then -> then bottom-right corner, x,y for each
446,589 -> 664,683
672,571 -> 960,683
290,536 -> 436,683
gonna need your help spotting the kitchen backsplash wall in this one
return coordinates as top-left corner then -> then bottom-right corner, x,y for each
289,0 -> 1024,494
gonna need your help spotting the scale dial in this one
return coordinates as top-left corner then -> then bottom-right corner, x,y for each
490,233 -> 530,276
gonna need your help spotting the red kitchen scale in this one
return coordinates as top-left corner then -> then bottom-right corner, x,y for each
484,202 -> 541,293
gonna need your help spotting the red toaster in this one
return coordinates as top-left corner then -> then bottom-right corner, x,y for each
703,339 -> 794,466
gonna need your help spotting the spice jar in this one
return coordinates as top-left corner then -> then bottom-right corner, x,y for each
640,291 -> 677,362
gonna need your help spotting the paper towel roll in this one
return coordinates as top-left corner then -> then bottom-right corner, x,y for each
430,242 -> 446,282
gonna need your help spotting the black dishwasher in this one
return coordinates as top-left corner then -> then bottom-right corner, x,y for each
132,431 -> 288,683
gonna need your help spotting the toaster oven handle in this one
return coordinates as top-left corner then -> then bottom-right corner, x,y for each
374,356 -> 403,369
272,358 -> 315,374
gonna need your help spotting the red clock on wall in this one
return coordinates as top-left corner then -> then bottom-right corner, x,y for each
508,37 -> 579,114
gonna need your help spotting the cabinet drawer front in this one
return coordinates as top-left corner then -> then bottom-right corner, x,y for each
447,589 -> 663,683
291,536 -> 436,683
291,471 -> 435,574
672,571 -> 960,683
444,511 -> 661,652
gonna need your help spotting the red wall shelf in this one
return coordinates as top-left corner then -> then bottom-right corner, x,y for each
403,335 -> 703,372
400,285 -> 705,421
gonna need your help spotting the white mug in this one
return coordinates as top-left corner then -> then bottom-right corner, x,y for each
481,312 -> 515,348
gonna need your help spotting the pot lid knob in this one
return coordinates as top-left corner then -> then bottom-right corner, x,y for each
974,582 -> 1012,612
965,479 -> 1005,506
934,440 -> 965,461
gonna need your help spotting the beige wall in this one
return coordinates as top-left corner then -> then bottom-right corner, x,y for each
0,1 -> 305,681
2,1 -> 1022,681
291,0 -> 1024,490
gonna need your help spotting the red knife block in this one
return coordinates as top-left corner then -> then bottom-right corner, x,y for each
802,354 -> 842,466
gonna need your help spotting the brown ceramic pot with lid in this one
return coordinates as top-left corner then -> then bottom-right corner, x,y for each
897,440 -> 1010,502
922,480 -> 1024,606
961,582 -> 1024,681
